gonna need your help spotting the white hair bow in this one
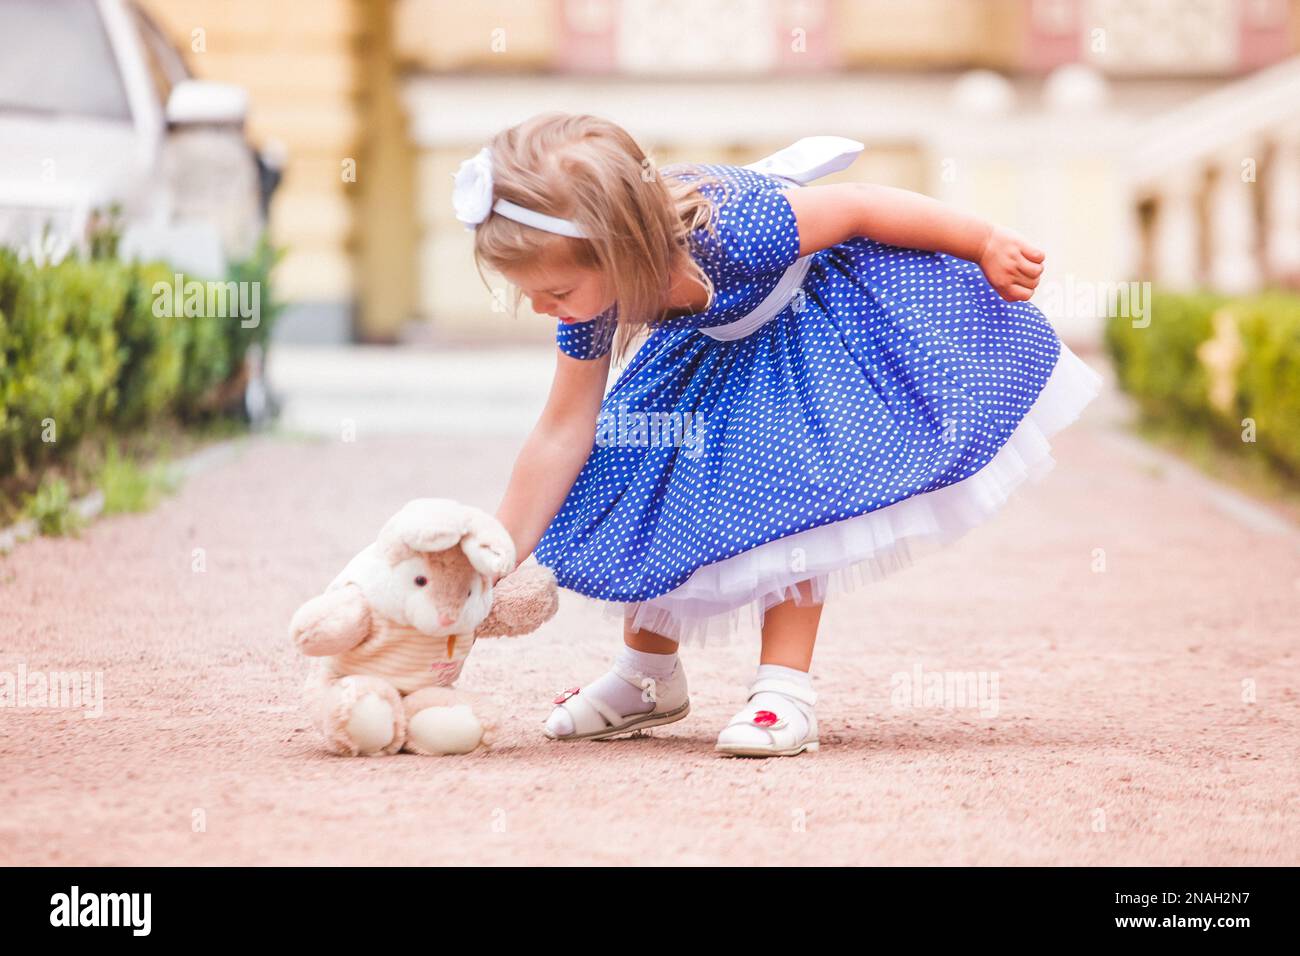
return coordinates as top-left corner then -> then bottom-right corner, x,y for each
450,146 -> 588,239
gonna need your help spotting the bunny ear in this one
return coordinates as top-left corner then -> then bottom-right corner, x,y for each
459,506 -> 517,579
378,499 -> 466,562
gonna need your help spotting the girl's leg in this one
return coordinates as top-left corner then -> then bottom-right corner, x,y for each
624,616 -> 680,654
717,581 -> 823,756
758,580 -> 823,669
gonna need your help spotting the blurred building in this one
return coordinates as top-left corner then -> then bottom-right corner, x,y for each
139,0 -> 413,344
142,0 -> 1300,347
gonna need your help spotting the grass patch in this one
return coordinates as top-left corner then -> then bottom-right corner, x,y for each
99,446 -> 181,515
1,421 -> 246,531
23,476 -> 84,537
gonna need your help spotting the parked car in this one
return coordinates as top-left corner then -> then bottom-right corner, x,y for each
0,0 -> 282,274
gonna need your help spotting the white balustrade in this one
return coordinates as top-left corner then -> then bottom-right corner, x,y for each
1152,169 -> 1201,291
1207,141 -> 1264,294
1266,130 -> 1300,280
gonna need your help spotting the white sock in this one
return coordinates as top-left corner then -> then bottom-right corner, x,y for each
749,663 -> 813,740
546,645 -> 678,737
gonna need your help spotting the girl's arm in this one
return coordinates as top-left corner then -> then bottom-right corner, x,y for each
780,183 -> 1045,302
493,348 -> 613,573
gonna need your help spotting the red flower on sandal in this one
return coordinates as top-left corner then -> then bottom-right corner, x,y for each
752,709 -> 783,728
553,687 -> 580,705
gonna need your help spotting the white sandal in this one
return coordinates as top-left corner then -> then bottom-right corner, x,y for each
543,659 -> 690,741
715,677 -> 819,757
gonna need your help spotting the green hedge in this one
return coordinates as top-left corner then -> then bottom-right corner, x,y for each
0,238 -> 281,481
1104,289 -> 1300,476
0,257 -> 124,470
1235,294 -> 1300,474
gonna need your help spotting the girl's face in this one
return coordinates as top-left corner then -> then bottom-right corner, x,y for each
500,258 -> 613,324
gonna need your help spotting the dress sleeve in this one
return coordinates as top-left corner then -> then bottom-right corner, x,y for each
555,305 -> 617,360
690,174 -> 803,279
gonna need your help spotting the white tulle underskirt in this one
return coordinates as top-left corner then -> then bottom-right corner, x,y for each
595,342 -> 1106,647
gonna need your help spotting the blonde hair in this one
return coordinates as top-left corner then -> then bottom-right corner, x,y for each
468,111 -> 730,363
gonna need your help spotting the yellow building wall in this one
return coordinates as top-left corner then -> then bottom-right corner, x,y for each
834,0 -> 1025,69
138,0 -> 373,329
394,0 -> 558,70
355,0 -> 420,341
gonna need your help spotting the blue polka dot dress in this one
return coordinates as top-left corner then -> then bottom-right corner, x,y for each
533,162 -> 1104,645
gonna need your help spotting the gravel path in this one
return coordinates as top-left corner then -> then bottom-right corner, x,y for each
2,354 -> 1297,866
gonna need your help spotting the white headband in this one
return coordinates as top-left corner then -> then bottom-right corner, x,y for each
450,146 -> 589,239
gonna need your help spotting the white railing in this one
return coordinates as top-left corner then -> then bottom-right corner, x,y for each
1130,55 -> 1300,292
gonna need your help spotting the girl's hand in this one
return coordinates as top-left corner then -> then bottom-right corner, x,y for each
978,226 -> 1045,302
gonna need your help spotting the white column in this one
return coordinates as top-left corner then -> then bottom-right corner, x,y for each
1152,169 -> 1201,291
1266,130 -> 1300,281
1208,143 -> 1262,294
1113,186 -> 1141,282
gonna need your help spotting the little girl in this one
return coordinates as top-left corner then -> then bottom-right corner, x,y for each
451,112 -> 1103,757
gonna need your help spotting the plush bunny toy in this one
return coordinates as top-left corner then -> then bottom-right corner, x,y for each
288,498 -> 558,756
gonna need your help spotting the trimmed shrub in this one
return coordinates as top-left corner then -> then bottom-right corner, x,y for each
113,261 -> 187,427
1232,294 -> 1300,475
1105,289 -> 1300,477
0,236 -> 283,484
0,252 -> 126,473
